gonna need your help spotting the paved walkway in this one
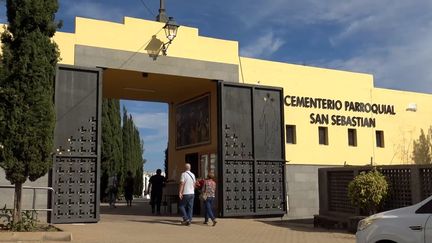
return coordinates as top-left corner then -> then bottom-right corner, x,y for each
55,199 -> 355,243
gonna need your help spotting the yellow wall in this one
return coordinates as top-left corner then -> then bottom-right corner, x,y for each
240,57 -> 432,166
372,88 -> 432,164
50,17 -> 227,180
30,16 -> 432,167
53,17 -> 239,66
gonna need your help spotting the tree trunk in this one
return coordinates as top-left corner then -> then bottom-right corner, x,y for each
13,182 -> 23,223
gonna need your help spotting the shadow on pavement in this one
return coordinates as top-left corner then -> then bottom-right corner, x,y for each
128,219 -> 183,226
128,219 -> 210,227
101,198 -> 179,217
257,218 -> 354,235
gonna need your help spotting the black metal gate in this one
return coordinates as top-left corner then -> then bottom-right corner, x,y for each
49,65 -> 102,223
218,82 -> 286,217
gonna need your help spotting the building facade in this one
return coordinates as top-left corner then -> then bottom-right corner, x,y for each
1,16 -> 431,221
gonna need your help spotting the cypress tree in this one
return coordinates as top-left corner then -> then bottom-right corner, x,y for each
101,99 -> 112,199
131,118 -> 145,196
133,137 -> 144,196
134,165 -> 144,196
101,98 -> 123,199
121,107 -> 145,197
0,0 -> 60,222
121,107 -> 131,195
111,100 -> 124,189
164,145 -> 168,178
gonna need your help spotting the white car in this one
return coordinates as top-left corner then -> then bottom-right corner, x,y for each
356,195 -> 432,243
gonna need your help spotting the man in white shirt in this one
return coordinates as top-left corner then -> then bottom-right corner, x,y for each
179,163 -> 196,225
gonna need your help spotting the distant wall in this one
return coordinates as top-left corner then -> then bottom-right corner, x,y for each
285,164 -> 334,219
0,168 -> 50,222
318,164 -> 432,217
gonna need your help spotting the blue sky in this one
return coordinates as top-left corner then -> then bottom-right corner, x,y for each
120,100 -> 168,172
1,1 -> 431,171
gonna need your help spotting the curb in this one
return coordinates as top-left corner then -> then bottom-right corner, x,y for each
0,232 -> 72,242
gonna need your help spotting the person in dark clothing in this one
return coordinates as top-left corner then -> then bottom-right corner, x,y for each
124,171 -> 134,207
107,174 -> 118,208
146,169 -> 166,215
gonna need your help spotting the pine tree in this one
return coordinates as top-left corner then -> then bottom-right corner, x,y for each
0,0 -> 60,222
413,128 -> 432,164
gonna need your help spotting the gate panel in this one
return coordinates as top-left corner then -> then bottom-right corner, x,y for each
221,85 -> 255,216
222,86 -> 253,160
49,65 -> 101,223
256,161 -> 285,212
224,160 -> 254,214
219,83 -> 286,217
253,89 -> 283,161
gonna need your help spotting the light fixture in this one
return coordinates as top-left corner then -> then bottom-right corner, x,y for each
162,17 -> 179,56
123,88 -> 156,93
406,103 -> 417,112
156,0 -> 168,23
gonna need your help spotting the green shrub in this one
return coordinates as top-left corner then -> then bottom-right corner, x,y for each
348,169 -> 389,215
0,205 -> 38,232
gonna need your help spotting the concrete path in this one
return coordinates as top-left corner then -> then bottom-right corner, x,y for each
55,199 -> 355,243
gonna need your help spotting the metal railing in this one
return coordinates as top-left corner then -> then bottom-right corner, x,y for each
0,185 -> 54,214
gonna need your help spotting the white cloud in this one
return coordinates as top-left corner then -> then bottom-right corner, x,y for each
130,112 -> 167,131
240,31 -> 285,58
325,33 -> 432,93
233,0 -> 432,93
129,112 -> 168,153
143,140 -> 167,154
316,2 -> 432,93
232,0 -> 402,27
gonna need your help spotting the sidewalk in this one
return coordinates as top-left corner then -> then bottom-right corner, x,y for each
55,199 -> 355,243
